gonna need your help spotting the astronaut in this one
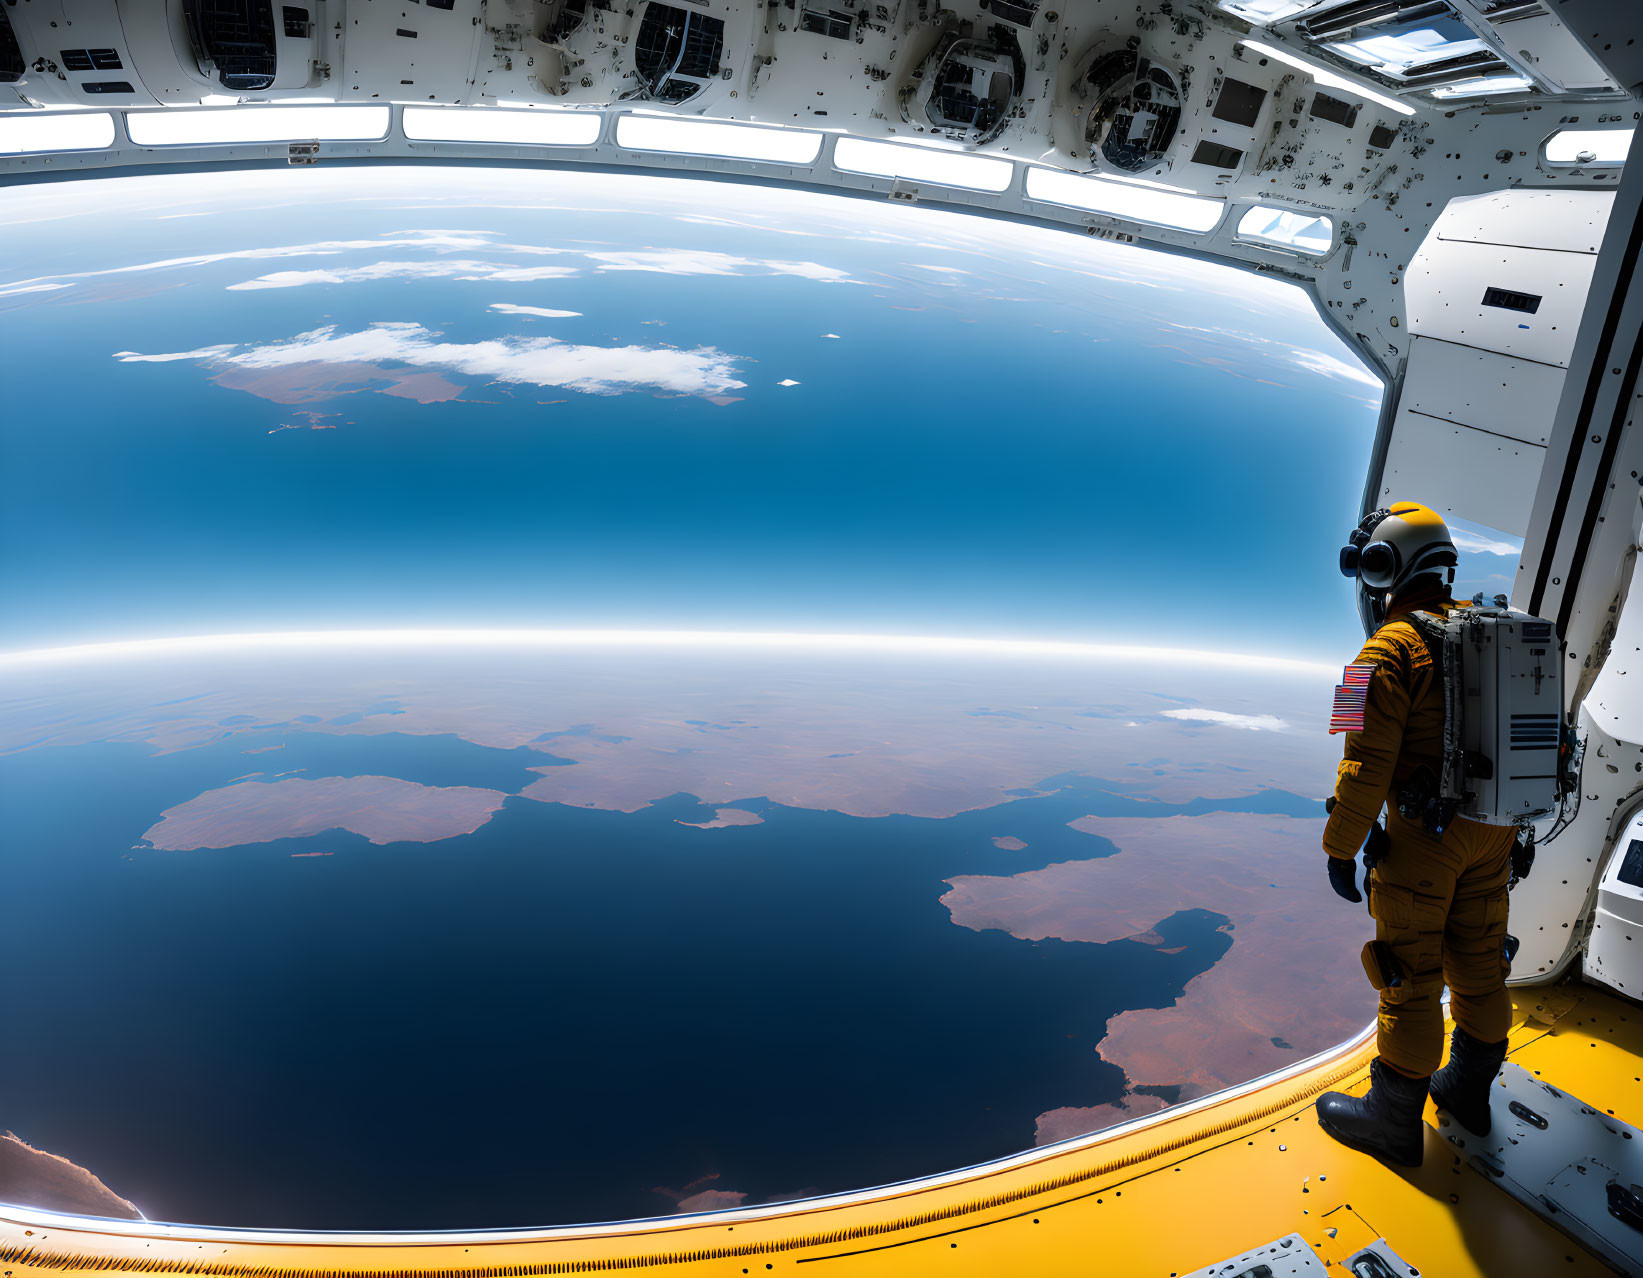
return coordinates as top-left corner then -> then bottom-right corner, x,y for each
1313,501 -> 1518,1167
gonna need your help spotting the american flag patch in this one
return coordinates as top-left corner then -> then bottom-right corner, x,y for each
1329,663 -> 1375,734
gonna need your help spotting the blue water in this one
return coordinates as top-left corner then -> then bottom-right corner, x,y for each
0,733 -> 1317,1228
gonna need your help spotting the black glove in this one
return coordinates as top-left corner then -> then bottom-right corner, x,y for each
1510,829 -> 1535,887
1363,821 -> 1390,871
1327,854 -> 1362,903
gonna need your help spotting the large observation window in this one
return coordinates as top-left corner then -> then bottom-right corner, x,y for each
1237,205 -> 1334,254
1543,127 -> 1634,166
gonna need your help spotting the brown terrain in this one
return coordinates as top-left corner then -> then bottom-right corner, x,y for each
212,361 -> 465,405
142,775 -> 509,850
942,812 -> 1375,1126
675,807 -> 764,829
0,1132 -> 139,1218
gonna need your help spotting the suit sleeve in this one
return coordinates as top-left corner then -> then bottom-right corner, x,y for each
1322,631 -> 1414,860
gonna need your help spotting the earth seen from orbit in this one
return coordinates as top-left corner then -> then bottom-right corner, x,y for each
0,642 -> 1375,1228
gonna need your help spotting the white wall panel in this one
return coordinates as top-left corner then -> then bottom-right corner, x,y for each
1433,189 -> 1614,255
341,0 -> 486,105
1379,407 -> 1544,536
1406,236 -> 1597,367
1400,336 -> 1565,446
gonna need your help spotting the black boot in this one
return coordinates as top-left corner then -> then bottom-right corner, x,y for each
1315,1057 -> 1430,1167
1429,1028 -> 1508,1136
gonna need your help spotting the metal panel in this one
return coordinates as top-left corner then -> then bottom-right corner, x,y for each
1442,1063 -> 1643,1276
1406,236 -> 1599,367
1434,189 -> 1614,255
340,0 -> 485,105
1378,408 -> 1543,537
1180,1233 -> 1329,1277
1400,335 -> 1563,446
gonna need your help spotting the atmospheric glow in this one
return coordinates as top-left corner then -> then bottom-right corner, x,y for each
0,112 -> 114,155
1239,39 -> 1418,117
1025,167 -> 1224,233
616,115 -> 822,165
833,137 -> 1014,193
0,629 -> 1340,677
127,106 -> 391,146
1544,128 -> 1633,165
1237,205 -> 1333,254
402,106 -> 602,147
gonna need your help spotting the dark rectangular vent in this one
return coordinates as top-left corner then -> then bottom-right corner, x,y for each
799,5 -> 851,38
1367,123 -> 1397,149
396,26 -> 418,35
61,49 -> 94,71
282,6 -> 310,36
1509,713 -> 1559,750
82,79 -> 136,93
1482,286 -> 1541,314
1191,139 -> 1243,170
426,0 -> 456,9
980,0 -> 1038,26
1620,839 -> 1643,890
90,47 -> 122,68
1211,77 -> 1265,127
183,0 -> 279,91
0,6 -> 22,83
1309,91 -> 1360,127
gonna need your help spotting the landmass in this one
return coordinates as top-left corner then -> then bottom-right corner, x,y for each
991,836 -> 1028,851
142,775 -> 509,850
0,1131 -> 140,1218
942,812 -> 1373,1107
211,361 -> 465,405
676,808 -> 764,829
1033,1092 -> 1170,1145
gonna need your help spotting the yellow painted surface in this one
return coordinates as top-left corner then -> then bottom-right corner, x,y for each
4,982 -> 1642,1277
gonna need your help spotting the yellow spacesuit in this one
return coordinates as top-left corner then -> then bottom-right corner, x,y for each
1314,502 -> 1515,1167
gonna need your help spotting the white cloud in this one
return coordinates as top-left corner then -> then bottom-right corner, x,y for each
228,259 -> 582,290
228,260 -> 500,290
1,230 -> 503,294
489,303 -> 582,318
119,322 -> 747,398
0,281 -> 72,297
1161,708 -> 1288,731
583,249 -> 854,283
476,265 -> 583,282
1451,528 -> 1521,557
114,345 -> 238,363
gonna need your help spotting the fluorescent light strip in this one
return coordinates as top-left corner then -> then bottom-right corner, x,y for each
0,629 -> 1338,678
1544,127 -> 1633,165
127,106 -> 391,146
1025,166 -> 1224,233
833,136 -> 1014,193
615,115 -> 821,164
1240,38 -> 1418,117
402,106 -> 601,146
0,111 -> 114,155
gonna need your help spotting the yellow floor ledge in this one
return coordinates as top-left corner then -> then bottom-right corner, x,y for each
4,981 -> 1641,1278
